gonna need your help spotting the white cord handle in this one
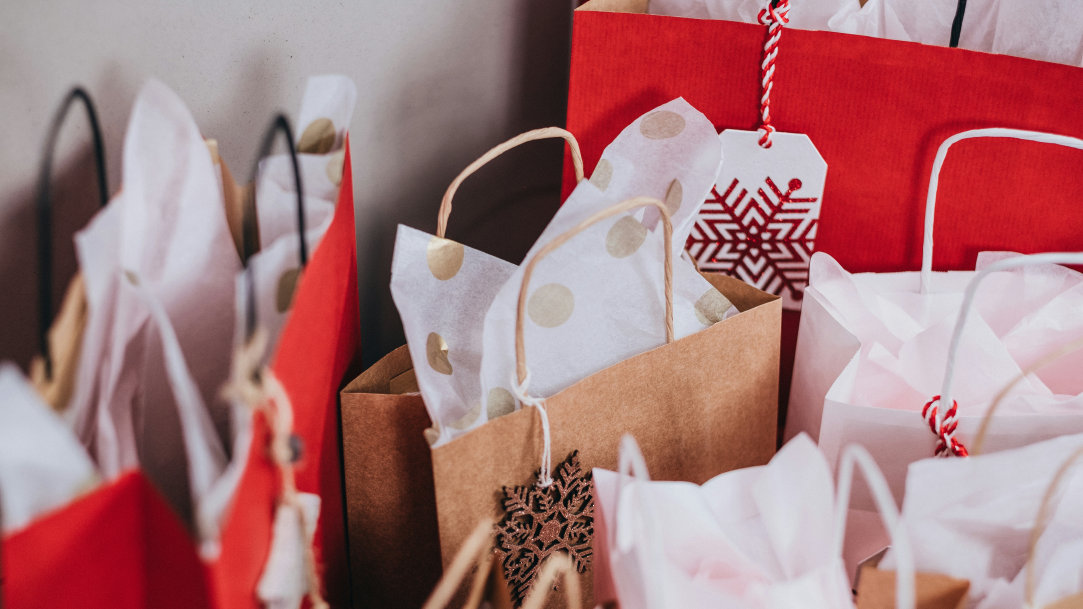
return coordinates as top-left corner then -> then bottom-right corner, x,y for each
610,434 -> 666,609
937,253 -> 1083,433
920,128 -> 1083,293
834,445 -> 916,609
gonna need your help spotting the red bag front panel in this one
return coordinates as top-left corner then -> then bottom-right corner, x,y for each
564,12 -> 1083,422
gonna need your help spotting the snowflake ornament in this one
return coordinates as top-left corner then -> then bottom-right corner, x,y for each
494,450 -> 594,606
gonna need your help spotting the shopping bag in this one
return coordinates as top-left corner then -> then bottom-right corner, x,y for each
430,196 -> 779,606
788,128 -> 1083,574
339,127 -> 589,608
592,433 -> 917,609
859,338 -> 1083,609
2,86 -> 211,609
565,0 -> 1083,419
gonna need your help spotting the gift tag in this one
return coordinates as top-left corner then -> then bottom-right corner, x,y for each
256,492 -> 321,609
687,130 -> 826,310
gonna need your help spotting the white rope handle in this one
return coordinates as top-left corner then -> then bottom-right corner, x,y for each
610,434 -> 666,609
937,253 -> 1083,436
920,128 -> 1083,293
834,445 -> 916,609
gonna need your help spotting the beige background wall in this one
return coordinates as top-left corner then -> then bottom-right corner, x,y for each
0,0 -> 573,367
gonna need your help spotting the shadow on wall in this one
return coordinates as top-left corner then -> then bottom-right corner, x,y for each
357,0 -> 577,368
0,146 -> 101,371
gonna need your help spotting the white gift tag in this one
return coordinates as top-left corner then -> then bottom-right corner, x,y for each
257,492 -> 321,609
688,130 -> 826,310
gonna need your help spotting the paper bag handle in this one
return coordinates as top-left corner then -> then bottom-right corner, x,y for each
36,87 -> 109,381
242,114 -> 308,341
935,253 -> 1083,438
920,128 -> 1083,293
1023,444 -> 1083,609
520,554 -> 583,609
609,434 -> 666,609
515,196 -> 675,387
421,520 -> 495,609
835,445 -> 916,609
437,127 -> 585,239
972,335 -> 1083,455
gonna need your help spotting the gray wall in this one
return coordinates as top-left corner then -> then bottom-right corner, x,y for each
0,0 -> 574,369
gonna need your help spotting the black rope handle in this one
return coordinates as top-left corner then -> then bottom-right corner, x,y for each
243,114 -> 308,341
37,87 -> 109,380
949,0 -> 967,48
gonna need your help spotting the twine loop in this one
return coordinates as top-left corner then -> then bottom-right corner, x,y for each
223,331 -> 328,609
511,370 -> 554,489
921,396 -> 969,458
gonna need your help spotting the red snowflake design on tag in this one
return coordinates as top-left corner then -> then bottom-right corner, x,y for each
687,176 -> 819,307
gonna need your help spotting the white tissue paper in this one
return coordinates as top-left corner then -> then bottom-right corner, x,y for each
474,99 -> 731,430
65,80 -> 240,530
593,434 -> 856,609
232,75 -> 356,365
652,0 -> 1083,67
0,363 -> 98,534
394,98 -> 733,446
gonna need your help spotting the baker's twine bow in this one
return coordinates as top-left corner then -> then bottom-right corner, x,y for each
921,396 -> 969,458
222,331 -> 329,609
756,0 -> 791,148
511,370 -> 554,489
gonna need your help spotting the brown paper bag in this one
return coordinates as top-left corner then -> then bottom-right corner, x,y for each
340,347 -> 444,609
431,196 -> 780,606
855,567 -> 969,609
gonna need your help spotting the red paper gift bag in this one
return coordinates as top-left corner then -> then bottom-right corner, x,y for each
5,132 -> 358,609
564,0 -> 1083,425
206,136 -> 360,609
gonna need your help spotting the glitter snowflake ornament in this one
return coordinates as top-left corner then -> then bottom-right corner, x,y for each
688,130 -> 827,311
494,450 -> 594,606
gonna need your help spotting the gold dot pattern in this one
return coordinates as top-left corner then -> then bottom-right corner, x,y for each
423,426 -> 440,446
426,332 -> 453,375
590,158 -> 614,191
528,283 -> 575,328
426,236 -> 465,280
276,268 -> 302,313
605,216 -> 648,258
297,118 -> 336,154
326,149 -> 345,185
664,179 -> 683,215
448,402 -> 482,430
123,270 -> 140,286
487,387 -> 516,419
694,288 -> 734,326
640,111 -> 686,139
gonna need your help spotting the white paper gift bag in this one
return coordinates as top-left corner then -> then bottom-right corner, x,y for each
593,434 -> 916,609
786,130 -> 1083,572
879,432 -> 1083,609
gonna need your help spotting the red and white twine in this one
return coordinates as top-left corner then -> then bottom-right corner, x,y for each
921,396 -> 969,458
756,0 -> 791,148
